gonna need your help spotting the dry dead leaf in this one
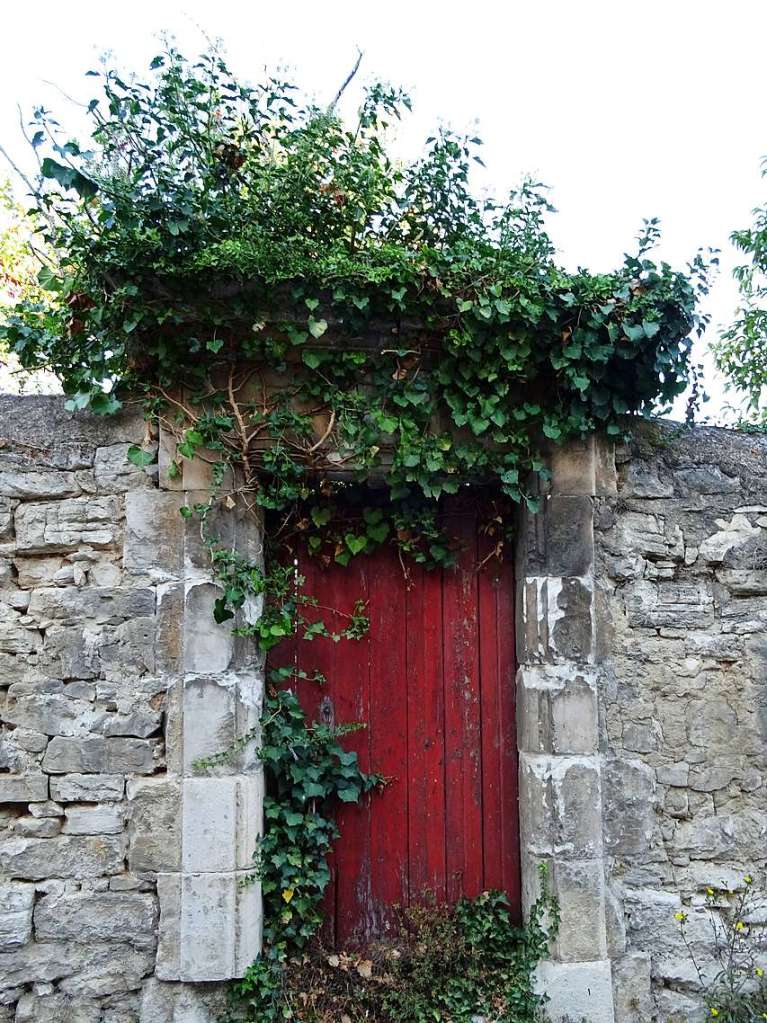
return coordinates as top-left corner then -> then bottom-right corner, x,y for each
356,959 -> 373,980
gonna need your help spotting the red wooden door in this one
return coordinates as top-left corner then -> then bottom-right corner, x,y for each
274,499 -> 519,948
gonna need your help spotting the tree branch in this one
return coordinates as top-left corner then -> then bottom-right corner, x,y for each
329,48 -> 364,111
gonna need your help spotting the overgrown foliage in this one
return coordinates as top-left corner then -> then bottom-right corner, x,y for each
676,874 -> 767,1022
232,880 -> 559,1023
0,46 -> 715,1021
716,157 -> 767,423
2,47 -> 711,520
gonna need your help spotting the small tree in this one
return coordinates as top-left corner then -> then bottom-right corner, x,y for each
715,158 -> 767,421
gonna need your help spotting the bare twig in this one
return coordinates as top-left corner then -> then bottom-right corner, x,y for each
329,48 -> 364,111
228,367 -> 254,484
306,409 -> 336,454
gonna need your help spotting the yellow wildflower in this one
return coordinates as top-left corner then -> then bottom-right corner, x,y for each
756,967 -> 764,977
706,887 -> 715,896
282,888 -> 295,903
711,1009 -> 719,1018
674,911 -> 688,923
736,921 -> 746,932
744,875 -> 754,885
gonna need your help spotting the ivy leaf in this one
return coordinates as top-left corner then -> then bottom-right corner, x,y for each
310,506 -> 332,527
308,318 -> 328,339
41,157 -> 99,198
88,392 -> 122,415
302,351 -> 322,369
213,597 -> 234,624
345,534 -> 367,556
206,338 -> 224,353
37,266 -> 62,292
366,522 -> 389,543
126,445 -> 155,467
642,320 -> 661,338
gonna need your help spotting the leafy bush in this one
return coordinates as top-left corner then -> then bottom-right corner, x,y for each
231,881 -> 559,1023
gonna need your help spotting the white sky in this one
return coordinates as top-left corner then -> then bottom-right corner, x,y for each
2,0 -> 766,419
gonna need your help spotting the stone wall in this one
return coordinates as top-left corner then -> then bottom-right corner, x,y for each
595,423 -> 767,1023
517,424 -> 767,1023
1,396 -> 765,1023
0,397 -> 262,1022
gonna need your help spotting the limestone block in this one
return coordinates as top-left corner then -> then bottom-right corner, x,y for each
518,753 -> 604,859
14,816 -> 61,838
685,699 -> 738,750
611,952 -> 652,1023
179,672 -> 262,775
126,777 -> 181,873
156,871 -> 261,982
94,443 -> 155,493
28,800 -> 63,818
536,959 -> 615,1023
49,774 -> 124,802
4,679 -> 99,736
0,942 -> 92,991
13,556 -> 64,588
15,497 -> 120,552
652,987 -> 705,1023
549,859 -> 608,962
0,774 -> 47,802
0,615 -> 42,656
675,465 -> 740,496
626,579 -> 714,631
156,581 -> 184,675
34,891 -> 157,949
140,977 -> 230,1023
0,497 -> 13,541
520,576 -> 594,664
602,757 -> 656,858
37,626 -> 101,681
0,470 -> 82,500
672,810 -> 767,861
42,736 -> 160,774
14,993 -> 101,1023
93,675 -> 168,739
62,804 -> 124,835
55,944 -> 154,997
181,776 -> 262,873
516,666 -> 598,755
622,461 -> 674,499
0,834 -> 126,879
542,494 -> 595,577
549,437 -> 596,496
699,514 -> 760,563
96,616 -> 157,677
0,883 -> 34,950
183,582 -> 234,673
123,490 -> 184,578
27,586 -> 155,628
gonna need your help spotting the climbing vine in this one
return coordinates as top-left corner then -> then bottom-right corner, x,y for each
0,44 -> 714,1021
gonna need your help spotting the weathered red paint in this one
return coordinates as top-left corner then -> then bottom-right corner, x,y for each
273,498 -> 519,948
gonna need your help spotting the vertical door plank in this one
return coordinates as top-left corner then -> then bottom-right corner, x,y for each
367,545 -> 409,940
478,540 -> 504,893
442,500 -> 483,901
406,560 -> 447,904
328,554 -> 373,947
